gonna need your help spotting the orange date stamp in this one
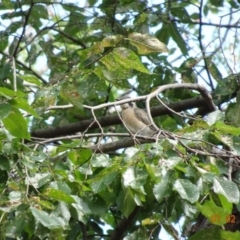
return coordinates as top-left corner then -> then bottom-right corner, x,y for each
210,214 -> 236,224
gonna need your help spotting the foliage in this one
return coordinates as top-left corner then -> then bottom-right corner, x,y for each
0,0 -> 240,239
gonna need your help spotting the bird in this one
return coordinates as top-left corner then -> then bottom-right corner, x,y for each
117,96 -> 158,136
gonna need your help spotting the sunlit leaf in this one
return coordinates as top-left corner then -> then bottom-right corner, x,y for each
174,179 -> 199,203
189,227 -> 240,240
68,149 -> 92,165
9,98 -> 41,118
213,177 -> 239,204
60,82 -> 84,114
153,172 -> 172,202
113,47 -> 150,73
101,34 -> 124,47
43,188 -> 75,204
30,207 -> 66,229
25,173 -> 51,188
197,199 -> 229,226
20,75 -> 42,86
0,87 -> 25,99
2,108 -> 30,139
128,32 -> 169,54
226,102 -> 240,127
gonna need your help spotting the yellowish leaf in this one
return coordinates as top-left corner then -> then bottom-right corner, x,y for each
128,32 -> 169,54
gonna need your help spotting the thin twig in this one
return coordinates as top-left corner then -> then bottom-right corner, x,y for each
198,0 -> 214,90
32,92 -> 216,138
145,83 -> 216,130
12,57 -> 17,92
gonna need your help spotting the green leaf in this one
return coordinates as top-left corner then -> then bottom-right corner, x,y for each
112,47 -> 150,74
91,172 -> 118,193
233,136 -> 240,155
122,166 -> 147,194
49,181 -> 72,194
0,155 -> 10,171
121,188 -> 136,217
189,227 -> 240,240
5,214 -> 28,236
101,34 -> 124,47
25,173 -> 51,188
95,64 -> 132,88
207,110 -> 224,125
123,229 -> 148,240
71,196 -> 91,223
91,154 -> 111,167
156,23 -> 170,44
20,75 -> 42,86
0,169 -> 8,184
1,0 -> 14,8
179,58 -> 200,83
173,179 -> 199,203
210,0 -> 223,7
0,103 -> 12,119
213,74 -> 239,105
170,7 -> 192,23
31,5 -> 49,19
197,199 -> 228,225
213,177 -> 239,204
0,31 -> 8,51
122,166 -> 137,188
87,164 -> 119,193
218,194 -> 232,214
68,149 -> 92,166
206,58 -> 223,82
182,201 -> 198,218
43,188 -> 75,204
160,156 -> 182,169
30,207 -> 66,229
169,21 -> 188,55
153,172 -> 172,202
212,121 -> 240,136
213,121 -> 240,135
145,163 -> 162,182
71,196 -> 91,215
9,99 -> 41,118
0,87 -> 25,99
37,200 -> 55,210
226,102 -> 240,127
2,108 -> 30,139
60,82 -> 84,114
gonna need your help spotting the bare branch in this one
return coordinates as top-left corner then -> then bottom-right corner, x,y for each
12,2 -> 34,57
145,83 -> 216,130
32,94 -> 214,138
198,0 -> 214,90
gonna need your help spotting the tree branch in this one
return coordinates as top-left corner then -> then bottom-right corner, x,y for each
12,2 -> 34,57
198,0 -> 214,90
90,137 -> 154,153
110,206 -> 141,240
171,18 -> 240,29
31,95 -> 213,138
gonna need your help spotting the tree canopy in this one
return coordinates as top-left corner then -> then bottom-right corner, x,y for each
1,0 -> 240,239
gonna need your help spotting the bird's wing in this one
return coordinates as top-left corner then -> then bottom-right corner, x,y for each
134,108 -> 157,130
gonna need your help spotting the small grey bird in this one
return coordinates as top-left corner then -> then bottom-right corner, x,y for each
117,96 -> 157,136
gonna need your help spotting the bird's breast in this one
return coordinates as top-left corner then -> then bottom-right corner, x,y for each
121,108 -> 151,134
